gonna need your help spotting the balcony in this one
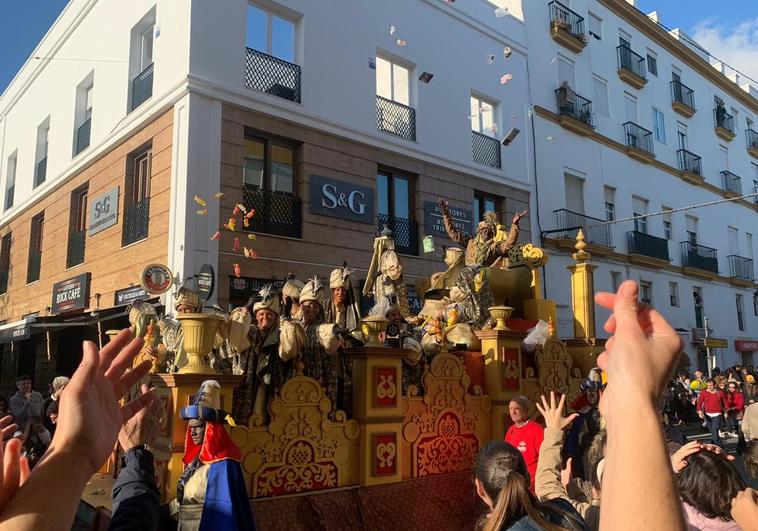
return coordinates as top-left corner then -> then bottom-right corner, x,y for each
555,88 -> 594,136
617,45 -> 647,89
376,96 -> 416,142
670,80 -> 696,118
75,118 -> 91,156
553,209 -> 612,255
130,62 -> 154,112
681,241 -> 719,279
747,129 -> 758,159
66,230 -> 86,269
242,186 -> 302,239
244,48 -> 301,104
27,252 -> 41,284
548,1 -> 587,53
623,122 -> 654,163
0,269 -> 7,294
728,255 -> 754,286
627,230 -> 669,268
714,107 -> 735,141
720,170 -> 742,198
378,214 -> 418,256
471,131 -> 501,169
34,157 -> 47,188
122,197 -> 150,246
677,149 -> 703,185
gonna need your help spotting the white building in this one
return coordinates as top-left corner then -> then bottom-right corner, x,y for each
519,0 -> 758,370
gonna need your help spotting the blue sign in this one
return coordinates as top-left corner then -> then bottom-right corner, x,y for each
423,201 -> 473,239
309,175 -> 375,224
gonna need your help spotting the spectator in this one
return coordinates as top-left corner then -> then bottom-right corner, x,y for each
0,395 -> 9,418
474,440 -> 589,530
8,376 -> 44,427
724,381 -> 745,450
696,379 -> 727,446
24,416 -> 51,459
743,440 -> 758,480
42,377 -> 69,434
45,401 -> 58,437
745,374 -> 756,404
505,396 -> 544,492
742,400 -> 757,442
676,450 -> 745,530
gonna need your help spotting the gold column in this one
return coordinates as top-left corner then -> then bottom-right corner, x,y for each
566,230 -> 598,340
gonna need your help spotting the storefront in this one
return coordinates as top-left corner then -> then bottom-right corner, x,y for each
735,340 -> 758,368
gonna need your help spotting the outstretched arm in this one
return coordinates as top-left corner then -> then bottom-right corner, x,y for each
438,199 -> 468,245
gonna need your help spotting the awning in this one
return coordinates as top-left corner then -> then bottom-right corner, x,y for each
0,318 -> 34,344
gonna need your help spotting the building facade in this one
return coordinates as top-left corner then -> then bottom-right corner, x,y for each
520,0 -> 758,369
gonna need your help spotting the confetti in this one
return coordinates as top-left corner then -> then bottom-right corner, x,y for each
495,7 -> 508,17
395,38 -> 407,47
225,218 -> 237,231
196,209 -> 208,216
500,73 -> 513,84
246,209 -> 255,219
210,231 -> 221,240
546,136 -> 555,141
550,56 -> 558,65
389,25 -> 397,35
233,205 -> 241,217
233,264 -> 241,278
418,72 -> 434,83
233,237 -> 241,252
235,203 -> 247,214
243,247 -> 258,260
243,218 -> 250,228
193,195 -> 206,207
214,192 -> 224,199
485,54 -> 495,65
247,234 -> 256,240
503,47 -> 512,58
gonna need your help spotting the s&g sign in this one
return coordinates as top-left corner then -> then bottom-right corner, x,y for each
309,175 -> 375,224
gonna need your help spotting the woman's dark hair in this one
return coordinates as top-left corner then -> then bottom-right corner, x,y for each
583,429 -> 607,492
744,440 -> 758,480
475,441 -> 571,531
677,450 -> 746,521
46,401 -> 59,416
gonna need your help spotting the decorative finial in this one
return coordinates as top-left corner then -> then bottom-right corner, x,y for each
572,229 -> 591,262
547,316 -> 556,338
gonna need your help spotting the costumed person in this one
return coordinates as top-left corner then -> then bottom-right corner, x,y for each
565,368 -> 605,481
170,380 -> 256,530
363,227 -> 410,317
378,296 -> 424,395
295,277 -> 341,418
429,246 -> 465,291
438,197 -> 526,268
281,274 -> 305,320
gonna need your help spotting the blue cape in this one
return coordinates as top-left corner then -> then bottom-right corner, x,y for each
199,459 -> 257,531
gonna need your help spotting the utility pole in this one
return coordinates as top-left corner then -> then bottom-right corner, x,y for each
704,316 -> 712,378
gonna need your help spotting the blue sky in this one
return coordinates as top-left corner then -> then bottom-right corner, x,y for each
0,1 -> 756,93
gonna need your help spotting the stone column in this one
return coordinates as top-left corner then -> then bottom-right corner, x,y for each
566,230 -> 597,339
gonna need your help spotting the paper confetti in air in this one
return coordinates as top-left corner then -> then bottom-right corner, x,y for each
389,25 -> 397,35
233,205 -> 241,217
235,203 -> 247,214
243,218 -> 250,228
196,209 -> 208,216
503,47 -> 512,58
485,54 -> 495,65
233,237 -> 241,252
214,192 -> 224,199
246,209 -> 255,219
495,7 -> 508,17
233,264 -> 241,278
500,73 -> 513,84
243,247 -> 258,260
550,56 -> 558,65
210,231 -> 220,241
225,218 -> 237,231
395,38 -> 407,47
193,195 -> 206,207
247,234 -> 256,240
546,136 -> 555,141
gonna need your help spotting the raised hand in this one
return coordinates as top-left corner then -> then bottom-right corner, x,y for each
512,210 -> 528,226
437,198 -> 450,216
0,438 -> 30,511
731,488 -> 758,531
117,384 -> 160,452
535,391 -> 578,431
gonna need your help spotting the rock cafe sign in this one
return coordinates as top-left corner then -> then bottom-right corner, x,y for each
51,273 -> 91,314
309,174 -> 375,224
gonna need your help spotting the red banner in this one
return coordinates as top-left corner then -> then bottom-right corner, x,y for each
735,340 -> 758,352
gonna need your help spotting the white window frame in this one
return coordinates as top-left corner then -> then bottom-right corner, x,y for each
604,186 -> 615,221
592,76 -> 609,117
588,12 -> 602,40
611,271 -> 622,292
470,94 -> 498,137
376,55 -> 411,106
633,196 -> 648,234
662,208 -> 673,240
652,107 -> 666,143
139,26 -> 154,71
646,50 -> 658,76
4,151 -> 17,211
247,3 -> 296,63
640,280 -> 652,304
669,282 -> 679,307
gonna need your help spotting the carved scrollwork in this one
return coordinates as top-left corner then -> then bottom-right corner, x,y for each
508,243 -> 548,268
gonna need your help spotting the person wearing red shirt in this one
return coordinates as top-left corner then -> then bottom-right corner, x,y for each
724,381 -> 746,450
696,379 -> 727,447
504,395 -> 544,491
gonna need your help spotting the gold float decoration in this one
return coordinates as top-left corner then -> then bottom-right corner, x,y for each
176,313 -> 225,374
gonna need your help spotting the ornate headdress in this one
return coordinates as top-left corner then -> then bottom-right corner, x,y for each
282,274 -> 305,300
329,265 -> 355,289
299,276 -> 328,306
252,284 -> 281,315
174,287 -> 202,312
368,296 -> 393,319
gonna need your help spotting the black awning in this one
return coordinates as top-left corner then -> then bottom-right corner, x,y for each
0,319 -> 33,344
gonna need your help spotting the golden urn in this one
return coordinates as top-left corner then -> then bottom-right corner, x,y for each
488,305 -> 514,331
176,313 -> 225,374
361,316 -> 388,348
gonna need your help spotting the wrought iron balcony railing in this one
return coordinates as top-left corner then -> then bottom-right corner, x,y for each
681,241 -> 718,274
75,118 -> 91,156
242,186 -> 302,239
553,209 -> 612,248
244,48 -> 301,104
721,171 -> 742,195
747,128 -> 758,150
617,45 -> 646,79
376,95 -> 416,141
670,80 -> 695,110
122,197 -> 150,246
623,122 -> 654,155
378,213 -> 418,256
130,63 -> 154,112
35,157 -> 47,187
27,252 -> 41,284
714,107 -> 735,132
677,149 -> 702,175
471,130 -> 501,169
555,88 -> 593,127
66,230 -> 86,268
0,269 -> 8,294
728,255 -> 754,281
627,230 -> 669,261
548,1 -> 585,40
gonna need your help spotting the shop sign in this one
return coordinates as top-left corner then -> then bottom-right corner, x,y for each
114,286 -> 149,307
735,340 -> 758,352
423,201 -> 472,238
309,174 -> 375,224
89,187 -> 119,236
197,264 -> 215,301
229,276 -> 283,301
52,273 -> 91,314
0,319 -> 32,344
141,264 -> 173,294
704,338 -> 728,348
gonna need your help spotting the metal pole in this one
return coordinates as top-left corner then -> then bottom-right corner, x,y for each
704,316 -> 712,378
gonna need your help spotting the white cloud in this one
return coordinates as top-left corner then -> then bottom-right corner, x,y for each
691,18 -> 758,85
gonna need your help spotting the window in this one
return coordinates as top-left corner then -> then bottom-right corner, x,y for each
246,3 -> 295,62
669,282 -> 679,307
470,95 -> 497,136
139,26 -> 153,71
746,232 -> 753,259
67,186 -> 88,268
736,294 -> 745,331
633,196 -> 648,234
128,9 -> 156,112
34,119 -> 50,188
604,186 -> 615,221
473,193 -> 500,223
592,76 -> 609,117
243,136 -> 295,194
74,75 -> 94,156
646,52 -> 658,76
564,173 -> 585,214
0,233 -> 10,294
754,292 -> 758,317
376,56 -> 410,106
557,55 -> 576,89
728,226 -> 739,256
624,92 -> 638,123
588,13 -> 602,40
27,213 -> 44,284
377,169 -> 416,254
731,108 -> 739,131
677,122 -> 688,150
652,107 -> 666,143
685,215 -> 698,244
720,145 -> 729,170
662,208 -> 673,240
611,271 -> 622,292
4,151 -> 16,211
640,280 -> 652,304
693,287 -> 704,328
122,147 -> 152,246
